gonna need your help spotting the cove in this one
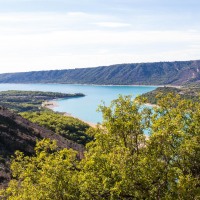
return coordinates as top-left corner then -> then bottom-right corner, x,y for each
0,84 -> 157,124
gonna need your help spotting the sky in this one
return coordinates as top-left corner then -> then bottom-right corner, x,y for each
0,0 -> 200,73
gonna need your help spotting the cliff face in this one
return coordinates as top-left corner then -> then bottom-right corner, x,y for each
0,107 -> 84,188
0,60 -> 199,85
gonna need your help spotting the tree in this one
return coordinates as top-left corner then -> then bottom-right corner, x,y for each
141,93 -> 200,199
79,95 -> 148,199
79,94 -> 200,199
1,139 -> 80,200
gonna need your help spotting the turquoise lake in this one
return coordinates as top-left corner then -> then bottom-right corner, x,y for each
0,84 -> 157,124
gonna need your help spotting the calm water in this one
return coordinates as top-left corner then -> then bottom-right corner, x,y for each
0,84 -> 156,123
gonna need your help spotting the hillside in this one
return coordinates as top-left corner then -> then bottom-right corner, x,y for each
0,90 -> 84,112
0,60 -> 200,85
0,107 -> 85,188
139,86 -> 200,104
21,111 -> 93,145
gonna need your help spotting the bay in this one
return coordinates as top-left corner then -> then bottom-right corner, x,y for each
0,84 -> 157,124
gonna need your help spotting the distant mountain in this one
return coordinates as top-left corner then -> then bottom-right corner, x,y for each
0,60 -> 200,85
0,107 -> 84,188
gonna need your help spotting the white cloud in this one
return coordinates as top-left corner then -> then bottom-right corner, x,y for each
0,12 -> 113,34
94,22 -> 131,28
0,12 -> 199,73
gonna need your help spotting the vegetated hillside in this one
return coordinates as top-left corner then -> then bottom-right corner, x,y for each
0,90 -> 85,112
139,86 -> 200,104
21,111 -> 93,145
0,60 -> 200,85
0,90 -> 91,145
0,106 -> 85,188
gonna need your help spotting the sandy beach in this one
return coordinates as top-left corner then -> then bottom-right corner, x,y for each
63,112 -> 97,128
42,100 -> 58,109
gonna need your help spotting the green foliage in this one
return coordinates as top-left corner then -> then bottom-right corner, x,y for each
0,139 -> 80,200
0,90 -> 85,112
144,94 -> 200,199
21,111 -> 93,145
1,94 -> 200,199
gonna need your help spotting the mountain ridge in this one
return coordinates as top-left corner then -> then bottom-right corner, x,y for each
0,60 -> 200,85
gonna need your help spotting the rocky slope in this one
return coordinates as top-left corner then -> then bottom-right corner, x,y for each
0,106 -> 85,188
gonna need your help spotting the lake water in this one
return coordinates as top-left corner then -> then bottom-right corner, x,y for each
0,84 -> 157,124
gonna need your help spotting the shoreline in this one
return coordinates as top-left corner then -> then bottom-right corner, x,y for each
0,82 -> 182,88
43,100 -> 97,128
63,112 -> 97,128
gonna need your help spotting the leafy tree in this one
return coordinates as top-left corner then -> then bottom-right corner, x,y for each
80,94 -> 200,199
79,95 -> 147,199
142,94 -> 200,199
0,139 -> 80,200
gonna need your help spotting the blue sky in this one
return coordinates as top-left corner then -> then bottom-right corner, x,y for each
0,0 -> 199,73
